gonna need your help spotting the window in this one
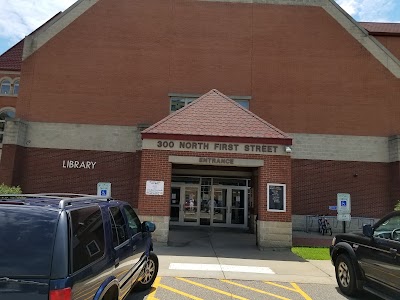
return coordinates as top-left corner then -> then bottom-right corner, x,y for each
169,94 -> 251,112
374,215 -> 400,241
109,206 -> 129,248
0,79 -> 11,95
0,207 -> 59,277
0,108 -> 16,144
122,205 -> 142,236
70,206 -> 105,273
13,80 -> 19,95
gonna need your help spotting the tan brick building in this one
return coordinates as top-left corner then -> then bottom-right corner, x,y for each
1,0 -> 400,247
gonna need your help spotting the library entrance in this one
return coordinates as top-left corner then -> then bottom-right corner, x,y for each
170,176 -> 250,228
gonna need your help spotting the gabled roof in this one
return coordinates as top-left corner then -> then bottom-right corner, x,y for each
360,22 -> 400,36
0,12 -> 61,71
0,40 -> 23,71
142,89 -> 291,145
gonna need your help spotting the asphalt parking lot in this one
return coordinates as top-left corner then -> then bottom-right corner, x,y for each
127,277 -> 378,300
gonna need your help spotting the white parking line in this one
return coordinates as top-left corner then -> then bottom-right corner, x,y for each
169,263 -> 275,274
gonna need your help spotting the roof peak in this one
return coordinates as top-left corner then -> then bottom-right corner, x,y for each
143,89 -> 291,144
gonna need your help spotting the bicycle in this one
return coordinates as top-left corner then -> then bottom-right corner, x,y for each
318,215 -> 332,236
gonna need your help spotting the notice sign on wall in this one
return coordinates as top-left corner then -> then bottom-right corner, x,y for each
146,180 -> 164,195
267,183 -> 286,212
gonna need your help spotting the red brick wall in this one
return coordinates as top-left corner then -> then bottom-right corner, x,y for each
138,149 -> 291,222
390,161 -> 400,209
15,0 -> 400,137
292,159 -> 392,218
0,146 -> 140,207
0,144 -> 17,185
374,36 -> 400,62
259,155 -> 292,222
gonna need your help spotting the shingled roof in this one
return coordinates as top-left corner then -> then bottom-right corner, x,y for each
0,40 -> 24,71
360,22 -> 400,35
142,89 -> 291,145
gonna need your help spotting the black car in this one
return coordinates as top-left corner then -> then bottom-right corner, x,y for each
330,211 -> 400,299
0,193 -> 159,300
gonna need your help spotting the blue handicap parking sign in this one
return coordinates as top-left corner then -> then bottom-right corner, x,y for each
101,190 -> 107,196
341,200 -> 347,206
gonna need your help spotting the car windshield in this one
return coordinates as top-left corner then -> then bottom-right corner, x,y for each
374,215 -> 400,236
0,206 -> 59,277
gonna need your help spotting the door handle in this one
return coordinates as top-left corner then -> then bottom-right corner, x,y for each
389,248 -> 397,254
132,245 -> 137,251
114,258 -> 120,267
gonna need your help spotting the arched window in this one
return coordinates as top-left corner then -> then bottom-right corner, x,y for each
0,79 -> 11,95
0,107 -> 16,144
13,80 -> 20,95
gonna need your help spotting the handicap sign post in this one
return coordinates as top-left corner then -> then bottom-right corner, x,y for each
337,193 -> 351,233
97,182 -> 111,197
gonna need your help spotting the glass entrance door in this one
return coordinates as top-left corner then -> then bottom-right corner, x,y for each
211,186 -> 248,228
231,189 -> 246,225
170,183 -> 247,228
170,185 -> 200,225
212,188 -> 228,225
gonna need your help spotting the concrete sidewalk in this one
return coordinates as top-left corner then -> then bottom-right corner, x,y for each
155,227 -> 336,285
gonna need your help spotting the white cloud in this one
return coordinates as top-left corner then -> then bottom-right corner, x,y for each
0,0 -> 76,45
335,0 -> 397,22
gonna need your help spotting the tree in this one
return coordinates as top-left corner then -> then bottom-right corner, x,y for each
0,183 -> 22,194
395,201 -> 400,212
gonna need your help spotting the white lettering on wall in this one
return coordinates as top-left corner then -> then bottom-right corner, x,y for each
62,160 -> 97,169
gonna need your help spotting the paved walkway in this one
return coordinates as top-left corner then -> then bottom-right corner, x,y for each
155,227 -> 336,285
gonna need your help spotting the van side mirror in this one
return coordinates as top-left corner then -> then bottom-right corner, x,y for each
363,224 -> 373,237
142,221 -> 156,233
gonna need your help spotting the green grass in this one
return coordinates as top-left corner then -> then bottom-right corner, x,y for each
291,247 -> 331,260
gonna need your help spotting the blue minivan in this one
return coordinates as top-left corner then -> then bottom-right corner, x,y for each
0,194 -> 158,300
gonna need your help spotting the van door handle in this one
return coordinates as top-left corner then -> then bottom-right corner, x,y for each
114,258 -> 120,267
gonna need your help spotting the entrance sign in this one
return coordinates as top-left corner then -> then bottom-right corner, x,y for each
97,182 -> 111,197
267,183 -> 286,212
146,180 -> 164,195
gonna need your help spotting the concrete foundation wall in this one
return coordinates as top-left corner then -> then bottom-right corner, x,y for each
139,215 -> 170,245
257,220 -> 292,249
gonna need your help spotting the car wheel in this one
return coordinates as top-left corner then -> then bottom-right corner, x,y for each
135,252 -> 159,291
335,254 -> 358,296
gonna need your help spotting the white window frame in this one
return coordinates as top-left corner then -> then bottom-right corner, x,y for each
169,93 -> 251,113
267,183 -> 287,212
0,78 -> 12,95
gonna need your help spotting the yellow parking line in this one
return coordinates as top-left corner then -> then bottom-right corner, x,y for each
290,283 -> 313,300
264,281 -> 297,292
177,277 -> 248,300
264,281 -> 313,300
158,282 -> 203,300
146,277 -> 161,300
221,280 -> 291,300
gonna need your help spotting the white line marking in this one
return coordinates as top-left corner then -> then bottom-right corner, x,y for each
169,263 -> 275,274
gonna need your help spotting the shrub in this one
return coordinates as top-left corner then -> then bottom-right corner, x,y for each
395,200 -> 400,212
0,183 -> 22,194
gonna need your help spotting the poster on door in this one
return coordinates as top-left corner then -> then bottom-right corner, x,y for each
267,183 -> 286,212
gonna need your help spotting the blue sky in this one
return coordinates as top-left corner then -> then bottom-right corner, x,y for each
0,0 -> 400,55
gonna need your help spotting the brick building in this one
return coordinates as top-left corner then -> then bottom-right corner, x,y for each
0,0 -> 400,247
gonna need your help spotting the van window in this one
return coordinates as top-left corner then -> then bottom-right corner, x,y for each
109,206 -> 129,247
70,206 -> 105,273
0,206 -> 58,277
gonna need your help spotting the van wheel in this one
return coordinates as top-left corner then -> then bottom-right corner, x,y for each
335,254 -> 358,296
135,253 -> 159,291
